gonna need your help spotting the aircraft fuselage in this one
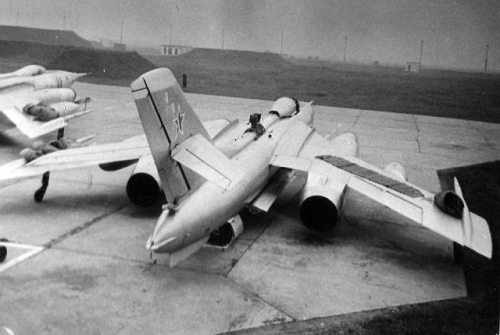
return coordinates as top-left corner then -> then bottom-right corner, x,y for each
149,105 -> 313,254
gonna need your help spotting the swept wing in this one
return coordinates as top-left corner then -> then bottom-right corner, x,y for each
0,119 -> 232,182
252,123 -> 492,259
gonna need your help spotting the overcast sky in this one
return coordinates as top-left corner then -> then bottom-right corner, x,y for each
1,0 -> 499,71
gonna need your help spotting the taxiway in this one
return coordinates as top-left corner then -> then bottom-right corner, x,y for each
0,82 -> 499,334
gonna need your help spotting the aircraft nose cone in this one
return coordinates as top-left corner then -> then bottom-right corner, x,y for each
74,73 -> 87,80
147,235 -> 177,252
147,208 -> 175,252
146,235 -> 154,250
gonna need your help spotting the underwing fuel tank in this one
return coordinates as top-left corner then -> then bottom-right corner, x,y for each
23,88 -> 77,107
0,65 -> 46,79
0,71 -> 86,93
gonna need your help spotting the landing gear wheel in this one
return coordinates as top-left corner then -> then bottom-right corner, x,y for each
34,188 -> 46,202
453,242 -> 465,264
34,171 -> 50,202
0,245 -> 7,263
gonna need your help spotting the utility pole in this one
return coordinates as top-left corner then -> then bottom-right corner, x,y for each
16,12 -> 19,26
419,40 -> 424,69
120,21 -> 124,43
280,31 -> 284,55
484,44 -> 489,74
62,15 -> 66,30
343,36 -> 347,63
169,24 -> 172,44
222,29 -> 225,50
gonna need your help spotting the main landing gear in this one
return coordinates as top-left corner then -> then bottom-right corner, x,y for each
34,172 -> 50,202
34,128 -> 64,203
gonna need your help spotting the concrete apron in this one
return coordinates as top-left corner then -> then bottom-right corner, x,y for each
1,82 -> 499,334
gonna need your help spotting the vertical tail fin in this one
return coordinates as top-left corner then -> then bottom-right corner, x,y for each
131,68 -> 210,204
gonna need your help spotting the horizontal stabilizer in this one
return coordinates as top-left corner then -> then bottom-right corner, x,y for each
172,134 -> 245,190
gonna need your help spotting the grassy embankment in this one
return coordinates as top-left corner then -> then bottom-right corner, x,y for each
1,42 -> 499,123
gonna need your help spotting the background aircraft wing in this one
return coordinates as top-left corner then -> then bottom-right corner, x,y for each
0,135 -> 150,181
2,107 -> 76,139
0,119 -> 234,182
0,97 -> 93,139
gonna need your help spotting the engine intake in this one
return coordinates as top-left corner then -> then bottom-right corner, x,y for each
126,173 -> 161,207
299,178 -> 346,232
300,195 -> 339,232
126,155 -> 162,207
207,215 -> 244,248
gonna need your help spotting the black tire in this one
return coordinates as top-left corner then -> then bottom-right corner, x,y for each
34,189 -> 45,202
0,245 -> 7,263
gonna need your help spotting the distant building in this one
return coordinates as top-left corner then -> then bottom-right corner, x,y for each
114,43 -> 126,51
161,44 -> 192,56
406,62 -> 420,73
100,39 -> 115,48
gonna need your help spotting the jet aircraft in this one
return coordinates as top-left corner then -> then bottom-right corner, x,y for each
130,68 -> 491,266
0,68 -> 492,267
0,118 -> 253,204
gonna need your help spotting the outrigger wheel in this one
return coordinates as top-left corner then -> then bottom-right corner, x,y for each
34,171 -> 50,202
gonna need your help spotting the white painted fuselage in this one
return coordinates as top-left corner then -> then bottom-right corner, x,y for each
148,105 -> 313,253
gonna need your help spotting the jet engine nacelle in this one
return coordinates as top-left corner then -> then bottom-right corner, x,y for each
29,71 -> 86,90
0,65 -> 46,80
434,190 -> 464,219
6,65 -> 46,78
126,155 -> 162,207
16,65 -> 47,77
299,176 -> 346,232
0,71 -> 84,93
207,215 -> 244,248
25,88 -> 77,107
383,162 -> 407,182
